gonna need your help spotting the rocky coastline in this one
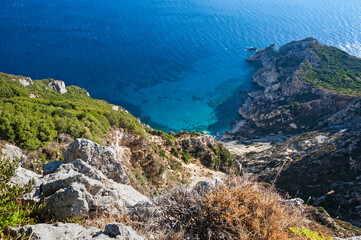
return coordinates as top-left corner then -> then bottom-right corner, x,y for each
223,38 -> 361,228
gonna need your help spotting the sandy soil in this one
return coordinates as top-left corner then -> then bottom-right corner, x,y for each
220,134 -> 289,156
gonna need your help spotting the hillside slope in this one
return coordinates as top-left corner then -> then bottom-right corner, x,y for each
0,72 -> 236,195
224,38 -> 361,227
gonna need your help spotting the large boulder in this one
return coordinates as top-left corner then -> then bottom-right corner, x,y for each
64,139 -> 129,184
36,159 -> 149,220
10,222 -> 144,240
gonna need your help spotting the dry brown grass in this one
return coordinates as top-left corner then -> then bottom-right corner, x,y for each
152,176 -> 314,240
203,177 -> 307,240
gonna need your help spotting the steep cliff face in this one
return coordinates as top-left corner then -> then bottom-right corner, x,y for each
225,38 -> 361,227
229,38 -> 357,137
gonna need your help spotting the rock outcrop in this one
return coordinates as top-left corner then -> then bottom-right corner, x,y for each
41,159 -> 148,220
227,38 -> 356,138
64,138 -> 130,184
18,77 -> 33,87
9,167 -> 40,186
226,38 -> 361,227
15,139 -> 149,221
10,222 -> 144,240
48,80 -> 67,94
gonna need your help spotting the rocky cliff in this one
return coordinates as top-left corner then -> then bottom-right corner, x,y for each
228,38 -> 358,137
225,38 -> 361,228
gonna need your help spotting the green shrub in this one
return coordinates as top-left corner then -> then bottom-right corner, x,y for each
134,169 -> 146,188
0,73 -> 145,150
290,227 -> 332,240
169,159 -> 182,171
170,147 -> 178,157
182,150 -> 190,164
159,149 -> 166,158
0,156 -> 39,237
297,44 -> 361,96
210,143 -> 234,171
145,129 -> 175,145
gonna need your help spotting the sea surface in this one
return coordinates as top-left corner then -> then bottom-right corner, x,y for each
0,0 -> 360,134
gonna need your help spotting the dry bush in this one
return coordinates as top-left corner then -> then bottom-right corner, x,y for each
152,176 -> 311,240
202,177 -> 307,240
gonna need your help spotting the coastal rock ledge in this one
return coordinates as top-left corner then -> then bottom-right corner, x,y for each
224,38 -> 361,228
228,37 -> 357,137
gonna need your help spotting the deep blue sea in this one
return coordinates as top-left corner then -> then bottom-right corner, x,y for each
0,0 -> 360,134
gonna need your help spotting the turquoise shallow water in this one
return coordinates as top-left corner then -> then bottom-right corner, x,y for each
0,0 -> 360,133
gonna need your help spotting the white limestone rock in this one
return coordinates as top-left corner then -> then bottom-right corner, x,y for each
9,167 -> 41,186
18,77 -> 33,87
10,222 -> 144,240
1,143 -> 27,163
48,80 -> 67,94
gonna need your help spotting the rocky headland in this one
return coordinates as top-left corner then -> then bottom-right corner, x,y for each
223,38 -> 361,228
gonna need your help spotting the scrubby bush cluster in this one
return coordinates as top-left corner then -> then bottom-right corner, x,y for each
0,73 -> 144,150
202,143 -> 234,171
290,227 -> 332,240
298,44 -> 361,96
0,156 -> 39,237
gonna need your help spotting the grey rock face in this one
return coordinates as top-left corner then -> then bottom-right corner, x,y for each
64,138 -> 129,184
37,159 -> 149,220
14,140 -> 149,221
10,167 -> 41,186
1,143 -> 27,163
42,161 -> 63,175
230,38 -> 354,137
10,222 -> 144,240
104,222 -> 144,240
196,177 -> 223,194
48,80 -> 68,94
280,198 -> 305,212
46,182 -> 92,220
234,160 -> 242,172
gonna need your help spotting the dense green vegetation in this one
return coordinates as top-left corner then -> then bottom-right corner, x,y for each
297,44 -> 361,96
0,156 -> 39,237
0,73 -> 145,150
145,128 -> 175,145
